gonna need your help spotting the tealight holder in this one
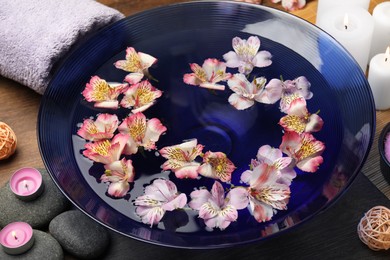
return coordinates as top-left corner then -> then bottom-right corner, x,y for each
379,122 -> 390,184
9,168 -> 45,201
0,222 -> 34,255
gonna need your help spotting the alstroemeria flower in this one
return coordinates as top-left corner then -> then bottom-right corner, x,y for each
280,131 -> 325,173
83,133 -> 129,164
120,80 -> 162,113
272,0 -> 306,11
227,74 -> 283,110
279,95 -> 323,133
241,145 -> 296,186
189,181 -> 249,230
279,76 -> 312,113
159,139 -> 204,179
114,47 -> 157,84
134,179 -> 187,226
101,158 -> 135,198
245,163 -> 291,222
223,36 -> 272,75
82,76 -> 128,109
183,58 -> 232,91
118,112 -> 167,154
198,151 -> 236,182
77,113 -> 119,141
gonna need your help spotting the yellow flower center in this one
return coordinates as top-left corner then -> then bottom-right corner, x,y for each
92,140 -> 111,156
128,117 -> 146,142
86,123 -> 99,134
124,52 -> 142,72
136,86 -> 155,106
281,115 -> 306,134
92,79 -> 110,101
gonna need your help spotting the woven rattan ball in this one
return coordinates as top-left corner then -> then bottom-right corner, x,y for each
358,206 -> 390,251
0,122 -> 17,160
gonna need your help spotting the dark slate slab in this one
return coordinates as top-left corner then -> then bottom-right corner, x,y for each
0,168 -> 70,229
97,173 -> 390,259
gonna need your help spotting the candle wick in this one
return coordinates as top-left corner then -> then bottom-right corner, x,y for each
386,57 -> 388,62
344,25 -> 348,30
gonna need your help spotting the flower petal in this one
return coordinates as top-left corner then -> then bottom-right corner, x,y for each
199,82 -> 225,91
251,200 -> 274,223
297,155 -> 324,172
252,50 -> 272,68
107,181 -> 130,198
305,113 -> 324,133
143,118 -> 167,150
124,72 -> 144,85
222,51 -> 240,68
228,93 -> 255,110
257,145 -> 283,165
173,163 -> 201,179
162,193 -> 187,211
226,187 -> 249,210
138,52 -> 157,69
189,189 -> 211,210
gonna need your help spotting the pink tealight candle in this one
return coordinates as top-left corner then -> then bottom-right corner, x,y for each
9,168 -> 44,201
0,222 -> 34,255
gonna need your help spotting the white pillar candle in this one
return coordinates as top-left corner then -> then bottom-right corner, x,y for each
369,2 -> 390,60
368,47 -> 390,110
316,6 -> 374,72
316,0 -> 370,23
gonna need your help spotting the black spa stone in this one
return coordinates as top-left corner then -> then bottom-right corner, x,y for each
0,230 -> 63,260
49,210 -> 110,259
0,168 -> 70,229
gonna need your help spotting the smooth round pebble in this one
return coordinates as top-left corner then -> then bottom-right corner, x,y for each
0,168 -> 70,228
0,230 -> 63,260
49,210 -> 110,259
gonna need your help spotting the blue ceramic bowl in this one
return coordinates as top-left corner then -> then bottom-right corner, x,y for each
38,1 -> 375,248
379,122 -> 390,184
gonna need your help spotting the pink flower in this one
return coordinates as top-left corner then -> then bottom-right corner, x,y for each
227,74 -> 283,110
280,131 -> 325,173
120,80 -> 162,113
272,0 -> 306,11
279,95 -> 323,133
101,158 -> 135,198
189,181 -> 248,230
134,179 -> 187,226
77,113 -> 119,141
198,151 -> 236,182
159,139 -> 204,179
118,112 -> 167,154
223,36 -> 272,75
183,58 -> 231,91
279,76 -> 312,113
114,47 -> 157,84
82,133 -> 129,164
245,163 -> 291,222
241,145 -> 296,186
82,76 -> 128,109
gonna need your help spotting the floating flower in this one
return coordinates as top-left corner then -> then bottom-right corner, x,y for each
114,47 -> 157,84
245,163 -> 291,222
83,133 -> 129,164
118,112 -> 167,154
280,131 -> 325,173
227,74 -> 282,110
120,80 -> 163,113
279,95 -> 323,133
134,179 -> 187,226
241,145 -> 296,186
223,36 -> 272,75
183,58 -> 231,91
279,76 -> 312,113
272,0 -> 306,11
77,113 -> 119,141
101,158 -> 135,198
198,151 -> 236,182
159,139 -> 204,179
82,76 -> 128,109
189,181 -> 248,230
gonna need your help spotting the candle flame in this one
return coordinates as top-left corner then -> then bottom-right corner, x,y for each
385,46 -> 390,62
11,231 -> 17,240
344,13 -> 349,30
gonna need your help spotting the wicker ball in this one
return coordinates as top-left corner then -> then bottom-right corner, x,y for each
357,206 -> 390,251
0,122 -> 17,160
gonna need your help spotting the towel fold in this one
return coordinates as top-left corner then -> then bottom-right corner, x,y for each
0,0 -> 124,94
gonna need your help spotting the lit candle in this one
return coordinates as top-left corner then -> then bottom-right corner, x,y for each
0,222 -> 34,255
369,2 -> 390,60
316,6 -> 374,72
316,0 -> 370,23
368,47 -> 390,110
9,168 -> 44,201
